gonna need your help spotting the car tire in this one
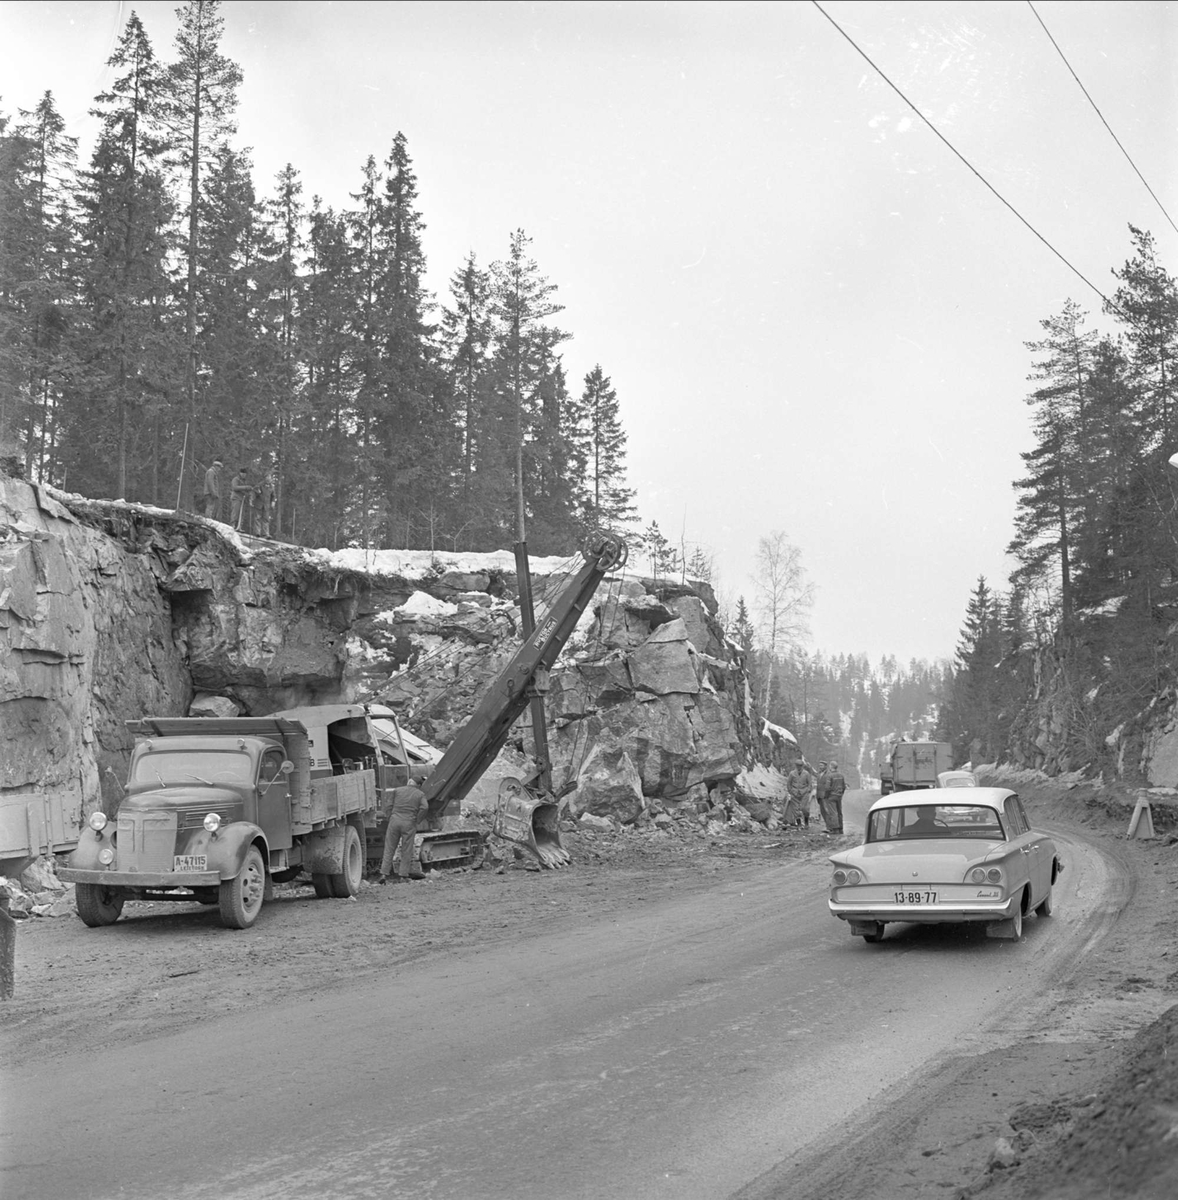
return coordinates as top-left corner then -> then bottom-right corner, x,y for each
1036,889 -> 1053,918
75,883 -> 125,927
328,824 -> 364,898
858,922 -> 885,943
218,846 -> 266,929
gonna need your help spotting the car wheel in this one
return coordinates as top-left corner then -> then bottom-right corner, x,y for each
218,846 -> 266,929
1036,889 -> 1053,918
75,883 -> 125,927
1010,901 -> 1023,939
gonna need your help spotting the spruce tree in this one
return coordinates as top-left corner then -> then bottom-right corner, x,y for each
572,364 -> 636,533
162,0 -> 242,505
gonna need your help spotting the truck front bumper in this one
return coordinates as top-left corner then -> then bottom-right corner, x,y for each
58,867 -> 222,888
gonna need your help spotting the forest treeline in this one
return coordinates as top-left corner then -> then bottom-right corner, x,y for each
0,2 -> 635,554
939,228 -> 1178,773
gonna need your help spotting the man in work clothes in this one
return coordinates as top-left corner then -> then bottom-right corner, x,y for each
825,762 -> 847,834
202,459 -> 223,519
230,464 -> 255,531
784,757 -> 814,828
379,783 -> 429,883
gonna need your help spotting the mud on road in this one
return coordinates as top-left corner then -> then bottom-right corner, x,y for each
5,783 -> 1178,1199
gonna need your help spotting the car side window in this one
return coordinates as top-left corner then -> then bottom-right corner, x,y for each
1003,797 -> 1027,836
1014,796 -> 1032,830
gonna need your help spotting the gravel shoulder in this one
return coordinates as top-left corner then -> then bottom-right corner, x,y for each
4,783 -> 1177,1198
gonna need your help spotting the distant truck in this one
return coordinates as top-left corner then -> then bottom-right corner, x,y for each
58,705 -> 421,930
887,741 -> 954,792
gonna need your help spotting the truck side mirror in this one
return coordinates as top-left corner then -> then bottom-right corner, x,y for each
280,761 -> 294,775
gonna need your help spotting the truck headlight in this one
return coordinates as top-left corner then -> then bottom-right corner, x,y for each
89,812 -> 108,832
203,812 -> 222,832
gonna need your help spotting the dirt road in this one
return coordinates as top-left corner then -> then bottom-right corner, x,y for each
2,787 -> 1176,1198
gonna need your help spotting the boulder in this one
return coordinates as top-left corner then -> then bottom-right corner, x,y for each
668,595 -> 724,656
188,693 -> 240,719
575,743 -> 644,824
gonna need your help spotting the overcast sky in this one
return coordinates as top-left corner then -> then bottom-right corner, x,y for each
3,0 -> 1177,664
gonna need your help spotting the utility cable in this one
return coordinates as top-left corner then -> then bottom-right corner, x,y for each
809,0 -> 1120,316
1027,1 -> 1178,237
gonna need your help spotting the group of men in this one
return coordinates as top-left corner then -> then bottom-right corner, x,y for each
784,756 -> 846,834
200,457 -> 278,537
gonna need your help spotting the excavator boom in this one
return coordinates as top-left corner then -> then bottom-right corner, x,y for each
422,532 -> 626,823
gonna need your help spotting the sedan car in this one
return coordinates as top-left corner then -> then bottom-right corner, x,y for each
828,787 -> 1062,944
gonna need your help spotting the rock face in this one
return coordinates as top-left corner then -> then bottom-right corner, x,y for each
0,479 -> 188,823
1,474 -> 782,838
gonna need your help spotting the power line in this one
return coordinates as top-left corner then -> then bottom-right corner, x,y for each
1028,1 -> 1178,238
809,0 -> 1118,315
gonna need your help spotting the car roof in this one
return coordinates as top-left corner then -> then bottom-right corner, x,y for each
868,786 -> 1013,813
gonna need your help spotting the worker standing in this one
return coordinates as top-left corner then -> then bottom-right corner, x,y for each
825,762 -> 847,834
202,459 -> 224,519
230,464 -> 254,531
379,783 -> 429,883
784,757 -> 813,828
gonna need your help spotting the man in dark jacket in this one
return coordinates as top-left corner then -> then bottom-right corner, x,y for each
825,762 -> 847,834
379,784 -> 429,883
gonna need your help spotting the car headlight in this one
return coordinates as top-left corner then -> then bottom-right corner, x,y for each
203,812 -> 222,833
89,811 -> 108,832
832,868 -> 863,886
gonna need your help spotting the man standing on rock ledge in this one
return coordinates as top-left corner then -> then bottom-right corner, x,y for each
379,783 -> 429,883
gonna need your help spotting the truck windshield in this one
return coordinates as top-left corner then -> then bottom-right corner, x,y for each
867,805 -> 1005,842
130,750 -> 253,787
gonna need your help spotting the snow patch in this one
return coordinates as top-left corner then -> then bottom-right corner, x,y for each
397,591 -> 459,617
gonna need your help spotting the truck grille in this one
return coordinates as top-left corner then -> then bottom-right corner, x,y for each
116,812 -> 178,872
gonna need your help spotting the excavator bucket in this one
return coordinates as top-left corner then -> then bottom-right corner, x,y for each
493,778 -> 570,869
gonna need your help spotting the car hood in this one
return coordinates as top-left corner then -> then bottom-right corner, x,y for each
832,838 -> 1004,882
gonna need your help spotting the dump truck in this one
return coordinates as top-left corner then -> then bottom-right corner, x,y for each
887,741 -> 954,792
58,704 -> 412,929
59,530 -> 628,928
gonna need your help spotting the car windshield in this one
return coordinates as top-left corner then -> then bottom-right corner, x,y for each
130,750 -> 254,787
867,804 -> 1005,842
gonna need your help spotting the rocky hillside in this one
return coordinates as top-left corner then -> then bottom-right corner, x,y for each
0,473 -> 793,834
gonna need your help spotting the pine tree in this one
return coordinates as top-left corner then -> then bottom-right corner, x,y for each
441,252 -> 495,536
1008,301 -> 1097,622
489,229 -> 567,543
572,364 -> 635,533
65,13 -> 177,501
162,0 -> 242,506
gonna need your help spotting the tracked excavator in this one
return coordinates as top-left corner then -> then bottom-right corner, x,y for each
402,530 -> 628,872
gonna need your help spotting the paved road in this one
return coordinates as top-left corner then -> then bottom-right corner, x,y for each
3,792 -> 1118,1200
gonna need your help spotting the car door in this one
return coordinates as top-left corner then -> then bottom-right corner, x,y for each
1002,796 -> 1036,900
1013,795 -> 1048,901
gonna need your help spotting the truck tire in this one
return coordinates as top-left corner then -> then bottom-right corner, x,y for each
76,883 -> 125,928
218,845 -> 266,929
329,824 -> 364,898
311,874 -> 334,899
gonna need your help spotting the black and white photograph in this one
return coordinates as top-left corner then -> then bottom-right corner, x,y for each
2,2 -> 1178,1197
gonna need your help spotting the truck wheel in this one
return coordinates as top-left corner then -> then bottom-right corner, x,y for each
218,846 -> 266,929
76,883 -> 125,927
329,824 -> 364,898
311,874 -> 334,898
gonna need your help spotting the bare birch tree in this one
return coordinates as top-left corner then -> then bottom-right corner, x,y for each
752,529 -> 814,712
